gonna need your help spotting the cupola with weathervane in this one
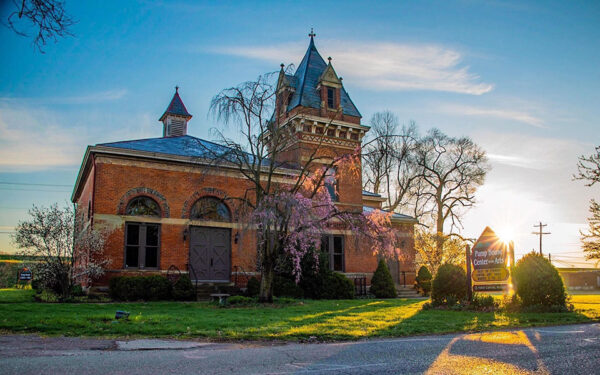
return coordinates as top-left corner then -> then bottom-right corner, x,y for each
159,86 -> 192,137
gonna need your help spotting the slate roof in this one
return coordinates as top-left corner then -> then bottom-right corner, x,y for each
99,135 -> 227,159
97,135 -> 303,169
159,89 -> 192,121
362,190 -> 382,198
363,205 -> 417,222
284,37 -> 361,118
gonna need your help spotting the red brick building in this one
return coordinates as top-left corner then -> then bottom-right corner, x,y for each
71,35 -> 417,290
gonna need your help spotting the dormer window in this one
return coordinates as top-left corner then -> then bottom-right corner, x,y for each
327,87 -> 335,109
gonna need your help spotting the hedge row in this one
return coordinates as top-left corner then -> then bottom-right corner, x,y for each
109,274 -> 195,301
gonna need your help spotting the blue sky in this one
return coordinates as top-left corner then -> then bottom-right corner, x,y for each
0,0 -> 599,266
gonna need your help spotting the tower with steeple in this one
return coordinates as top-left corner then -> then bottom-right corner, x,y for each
159,86 -> 192,137
273,30 -> 370,206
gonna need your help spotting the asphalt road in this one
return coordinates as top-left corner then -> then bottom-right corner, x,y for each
1,323 -> 599,374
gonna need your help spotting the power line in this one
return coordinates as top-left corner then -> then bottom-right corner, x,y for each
532,222 -> 551,255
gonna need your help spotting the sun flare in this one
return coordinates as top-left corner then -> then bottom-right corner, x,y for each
495,226 -> 514,244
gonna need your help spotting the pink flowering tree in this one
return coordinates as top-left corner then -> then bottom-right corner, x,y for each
207,72 -> 400,302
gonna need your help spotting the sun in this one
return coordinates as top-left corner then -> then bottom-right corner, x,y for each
495,226 -> 515,244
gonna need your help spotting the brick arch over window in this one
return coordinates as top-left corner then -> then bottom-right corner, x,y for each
117,187 -> 170,218
181,189 -> 234,220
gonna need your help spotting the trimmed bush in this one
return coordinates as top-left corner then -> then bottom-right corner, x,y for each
172,275 -> 195,301
299,261 -> 355,300
469,294 -> 498,311
416,266 -> 432,296
273,275 -> 304,298
274,252 -> 355,300
246,276 -> 260,297
144,275 -> 172,301
431,263 -> 466,306
512,252 -> 567,310
317,271 -> 355,300
370,259 -> 397,298
109,275 -> 172,301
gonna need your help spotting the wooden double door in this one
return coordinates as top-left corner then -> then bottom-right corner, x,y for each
189,226 -> 231,282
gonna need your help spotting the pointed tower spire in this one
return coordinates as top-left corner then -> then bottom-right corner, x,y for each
159,86 -> 192,137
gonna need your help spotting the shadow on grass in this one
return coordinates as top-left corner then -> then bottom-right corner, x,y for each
372,302 -> 595,340
0,290 -> 597,341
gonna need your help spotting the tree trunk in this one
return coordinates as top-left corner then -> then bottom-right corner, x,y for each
258,267 -> 274,303
436,195 -> 445,255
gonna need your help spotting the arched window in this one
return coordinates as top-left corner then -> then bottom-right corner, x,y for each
126,196 -> 161,217
191,197 -> 231,222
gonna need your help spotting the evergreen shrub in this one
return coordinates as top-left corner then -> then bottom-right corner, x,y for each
172,275 -> 195,301
246,276 -> 260,297
431,263 -> 466,306
512,252 -> 567,311
370,259 -> 397,298
109,275 -> 172,301
273,275 -> 304,298
416,266 -> 432,296
317,271 -> 355,299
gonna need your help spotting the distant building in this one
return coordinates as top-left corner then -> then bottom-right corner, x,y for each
557,268 -> 600,290
71,34 -> 417,290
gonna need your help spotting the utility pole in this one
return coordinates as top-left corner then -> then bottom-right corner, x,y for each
532,222 -> 551,255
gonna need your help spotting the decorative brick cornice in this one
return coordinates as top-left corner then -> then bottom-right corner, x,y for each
117,187 -> 170,218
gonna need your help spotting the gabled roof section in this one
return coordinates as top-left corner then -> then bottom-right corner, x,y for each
319,61 -> 341,85
159,87 -> 192,121
286,37 -> 361,118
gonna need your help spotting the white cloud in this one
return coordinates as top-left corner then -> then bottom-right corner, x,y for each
214,41 -> 493,95
439,103 -> 545,128
0,103 -> 156,171
0,108 -> 87,170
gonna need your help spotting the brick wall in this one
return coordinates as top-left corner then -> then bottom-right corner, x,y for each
77,154 -> 415,287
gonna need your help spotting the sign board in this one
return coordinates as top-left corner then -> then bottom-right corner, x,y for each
471,227 -> 511,293
471,227 -> 507,270
472,267 -> 509,282
473,284 -> 508,292
18,268 -> 32,281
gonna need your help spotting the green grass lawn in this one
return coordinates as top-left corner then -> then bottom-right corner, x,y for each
0,288 -> 599,341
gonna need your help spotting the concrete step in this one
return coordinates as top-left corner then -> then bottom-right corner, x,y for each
396,287 -> 422,298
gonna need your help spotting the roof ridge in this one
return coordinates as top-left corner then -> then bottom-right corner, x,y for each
98,135 -> 191,146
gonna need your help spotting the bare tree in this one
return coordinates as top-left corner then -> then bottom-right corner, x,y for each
208,70 -> 397,302
575,146 -> 600,186
362,112 -> 420,213
12,204 -> 109,300
4,0 -> 75,52
413,129 -> 489,253
574,146 -> 600,263
414,229 -> 466,275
